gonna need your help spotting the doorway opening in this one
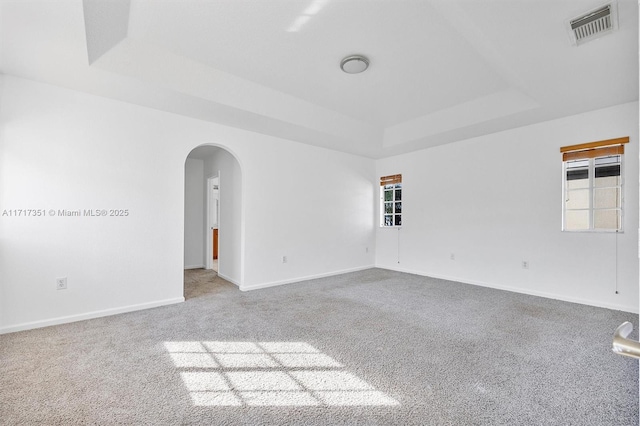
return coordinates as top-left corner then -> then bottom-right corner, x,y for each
183,144 -> 243,294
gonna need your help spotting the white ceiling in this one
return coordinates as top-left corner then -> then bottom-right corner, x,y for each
1,0 -> 638,158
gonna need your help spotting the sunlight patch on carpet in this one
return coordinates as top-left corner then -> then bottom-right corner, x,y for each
165,341 -> 400,407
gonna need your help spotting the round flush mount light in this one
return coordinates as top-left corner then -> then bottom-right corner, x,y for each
340,55 -> 369,74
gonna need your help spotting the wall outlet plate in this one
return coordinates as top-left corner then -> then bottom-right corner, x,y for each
56,277 -> 67,290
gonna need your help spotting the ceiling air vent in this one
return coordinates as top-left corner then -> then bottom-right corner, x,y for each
568,2 -> 618,46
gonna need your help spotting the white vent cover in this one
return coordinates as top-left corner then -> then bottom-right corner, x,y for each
568,2 -> 618,46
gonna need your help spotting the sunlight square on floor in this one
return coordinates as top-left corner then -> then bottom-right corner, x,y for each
165,341 -> 400,407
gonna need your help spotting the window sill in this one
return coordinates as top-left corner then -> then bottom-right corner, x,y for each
562,229 -> 623,233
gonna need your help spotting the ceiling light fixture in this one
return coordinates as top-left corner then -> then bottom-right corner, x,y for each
340,55 -> 369,74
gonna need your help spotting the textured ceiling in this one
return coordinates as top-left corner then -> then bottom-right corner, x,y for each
1,0 -> 638,158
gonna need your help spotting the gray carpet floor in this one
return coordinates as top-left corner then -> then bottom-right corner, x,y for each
0,268 -> 637,425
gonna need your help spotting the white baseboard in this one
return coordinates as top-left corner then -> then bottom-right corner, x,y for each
378,265 -> 638,314
218,272 -> 240,287
240,265 -> 375,292
0,297 -> 185,335
184,264 -> 205,270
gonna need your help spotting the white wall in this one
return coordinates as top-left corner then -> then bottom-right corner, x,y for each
203,149 -> 242,285
184,158 -> 204,268
240,138 -> 376,290
376,102 -> 639,313
0,75 -> 376,333
0,76 -> 187,332
0,75 -> 5,329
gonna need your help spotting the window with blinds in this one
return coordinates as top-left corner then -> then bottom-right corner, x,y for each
380,174 -> 402,227
561,137 -> 628,231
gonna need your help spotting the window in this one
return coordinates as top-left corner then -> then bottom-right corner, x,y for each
380,174 -> 401,227
561,137 -> 628,232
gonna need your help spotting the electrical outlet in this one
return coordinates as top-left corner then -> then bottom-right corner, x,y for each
282,256 -> 287,264
56,277 -> 67,290
522,261 -> 529,269
450,253 -> 455,261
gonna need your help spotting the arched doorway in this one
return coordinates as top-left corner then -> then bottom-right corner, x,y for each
184,145 -> 243,292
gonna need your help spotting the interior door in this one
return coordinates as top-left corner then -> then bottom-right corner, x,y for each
213,228 -> 218,260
